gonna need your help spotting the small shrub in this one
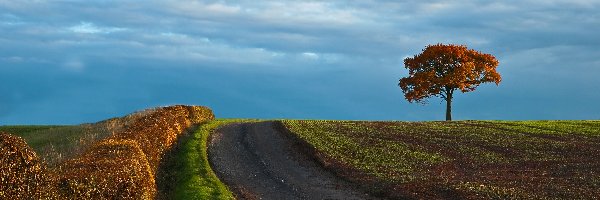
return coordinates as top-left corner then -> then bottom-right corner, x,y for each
0,132 -> 56,199
112,105 -> 215,175
57,105 -> 214,199
57,139 -> 155,199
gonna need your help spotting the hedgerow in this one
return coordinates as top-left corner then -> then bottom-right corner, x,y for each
57,139 -> 154,199
111,105 -> 214,176
0,132 -> 56,199
1,105 -> 214,199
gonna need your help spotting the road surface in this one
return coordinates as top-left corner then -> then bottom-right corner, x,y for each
208,121 -> 374,200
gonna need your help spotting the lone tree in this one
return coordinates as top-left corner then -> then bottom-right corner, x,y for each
399,44 -> 501,121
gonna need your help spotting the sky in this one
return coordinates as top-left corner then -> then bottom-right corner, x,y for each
1,0 -> 600,124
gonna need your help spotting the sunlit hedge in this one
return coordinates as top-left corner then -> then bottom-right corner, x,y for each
112,105 -> 214,176
0,132 -> 56,199
0,105 -> 214,199
57,139 -> 154,199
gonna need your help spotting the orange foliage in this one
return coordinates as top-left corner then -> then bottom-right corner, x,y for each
399,44 -> 501,103
57,139 -> 155,199
0,132 -> 56,199
0,105 -> 214,199
111,105 -> 213,176
56,105 -> 214,199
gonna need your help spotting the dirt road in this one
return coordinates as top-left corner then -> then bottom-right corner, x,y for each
208,121 -> 373,200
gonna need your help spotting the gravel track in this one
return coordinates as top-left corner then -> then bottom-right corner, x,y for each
208,121 -> 373,200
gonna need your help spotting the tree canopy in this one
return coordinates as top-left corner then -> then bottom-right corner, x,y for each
399,44 -> 501,120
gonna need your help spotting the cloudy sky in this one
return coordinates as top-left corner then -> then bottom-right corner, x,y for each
1,0 -> 600,124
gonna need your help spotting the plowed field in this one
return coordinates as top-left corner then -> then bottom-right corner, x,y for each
283,120 -> 600,199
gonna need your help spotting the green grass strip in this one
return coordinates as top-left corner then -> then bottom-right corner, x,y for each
0,125 -> 66,137
171,119 -> 256,199
0,125 -> 79,151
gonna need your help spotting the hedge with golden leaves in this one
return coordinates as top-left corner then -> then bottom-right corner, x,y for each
112,105 -> 214,175
0,132 -> 56,199
57,105 -> 214,199
1,105 -> 214,199
57,139 -> 155,199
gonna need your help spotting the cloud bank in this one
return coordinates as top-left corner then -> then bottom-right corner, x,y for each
1,0 -> 599,124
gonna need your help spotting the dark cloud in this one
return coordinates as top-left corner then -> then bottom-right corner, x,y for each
1,0 -> 599,124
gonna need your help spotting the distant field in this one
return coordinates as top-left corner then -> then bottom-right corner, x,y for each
0,125 -> 66,136
0,121 -> 120,166
283,120 -> 600,199
0,125 -> 84,148
0,125 -> 82,165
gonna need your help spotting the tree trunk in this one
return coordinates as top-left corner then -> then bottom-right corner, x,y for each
445,90 -> 453,121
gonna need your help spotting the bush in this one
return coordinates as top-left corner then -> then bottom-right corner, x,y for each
57,139 -> 155,199
0,132 -> 55,199
57,105 -> 214,199
113,105 -> 215,175
1,105 -> 215,199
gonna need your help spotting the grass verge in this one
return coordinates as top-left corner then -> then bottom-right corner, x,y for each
167,119 -> 257,199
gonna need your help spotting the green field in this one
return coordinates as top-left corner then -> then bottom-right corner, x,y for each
0,125 -> 65,136
0,125 -> 84,165
1,121 -> 126,166
283,120 -> 600,199
0,125 -> 75,149
1,116 -> 144,166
